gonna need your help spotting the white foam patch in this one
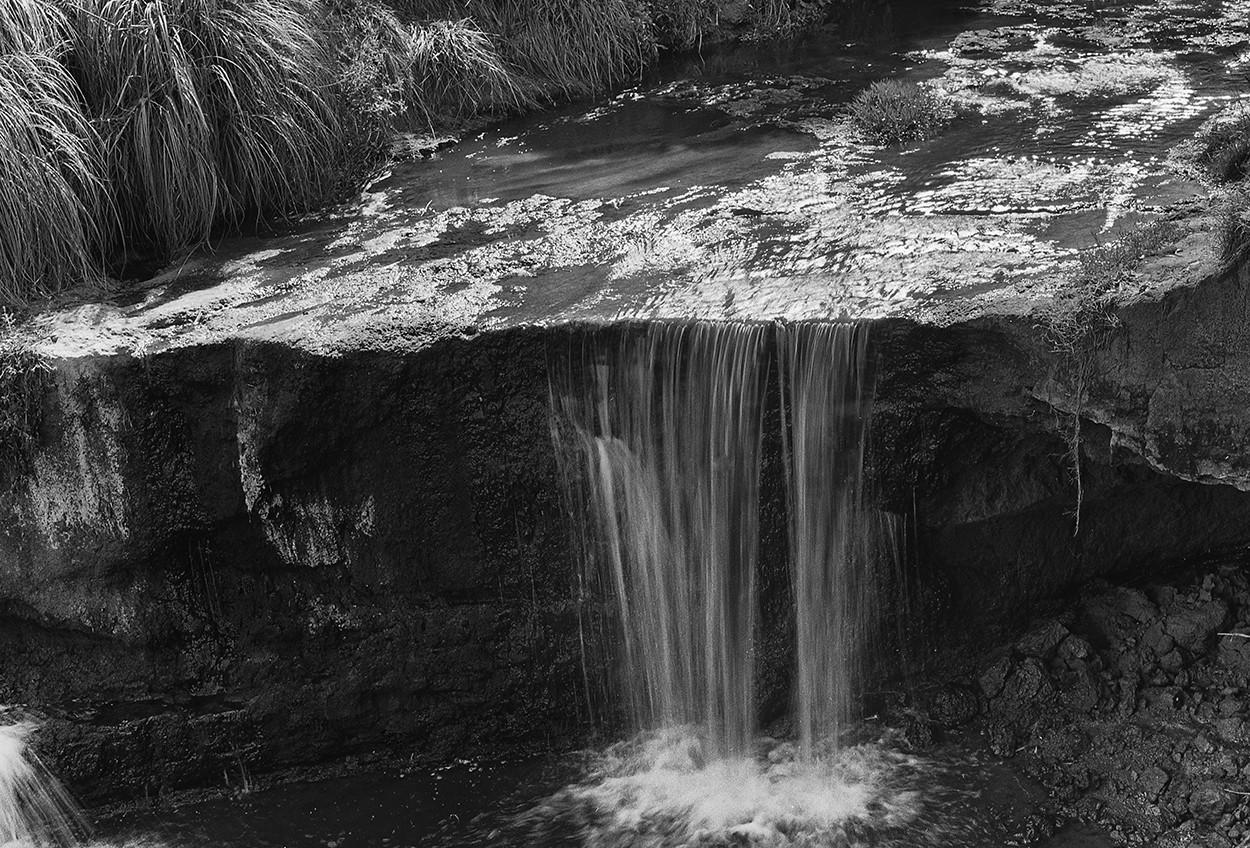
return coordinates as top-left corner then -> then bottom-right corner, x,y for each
522,728 -> 930,847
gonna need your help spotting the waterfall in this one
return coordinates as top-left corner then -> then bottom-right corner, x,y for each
552,320 -> 884,757
0,723 -> 87,847
778,322 -> 875,757
552,322 -> 769,757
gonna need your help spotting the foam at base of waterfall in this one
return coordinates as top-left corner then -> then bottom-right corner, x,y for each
519,727 -> 933,848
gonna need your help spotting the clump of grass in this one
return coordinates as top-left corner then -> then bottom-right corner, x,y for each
63,0 -> 342,259
409,18 -> 532,120
1215,190 -> 1250,264
470,0 -> 654,98
647,0 -> 716,49
850,79 -> 954,145
1198,108 -> 1250,184
329,0 -> 531,133
751,0 -> 825,39
0,0 -> 106,307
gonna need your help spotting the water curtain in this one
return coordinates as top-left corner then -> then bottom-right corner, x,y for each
553,320 -> 879,758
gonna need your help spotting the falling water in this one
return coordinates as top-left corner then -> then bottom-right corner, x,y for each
552,319 -> 884,757
778,322 -> 876,757
0,722 -> 87,847
552,321 -> 769,757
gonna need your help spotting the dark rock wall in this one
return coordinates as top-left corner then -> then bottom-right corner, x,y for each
874,261 -> 1250,638
6,263 -> 1250,804
0,332 -> 585,804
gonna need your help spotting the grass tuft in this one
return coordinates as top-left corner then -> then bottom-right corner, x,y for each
409,18 -> 532,121
850,79 -> 954,145
471,0 -> 654,99
1215,190 -> 1250,264
0,2 -> 106,307
1198,108 -> 1250,184
63,0 -> 342,258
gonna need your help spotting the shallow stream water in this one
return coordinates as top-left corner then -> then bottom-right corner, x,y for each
97,735 -> 1116,848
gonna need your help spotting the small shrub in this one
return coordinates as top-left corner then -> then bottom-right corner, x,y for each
1067,219 -> 1180,299
1039,219 -> 1181,534
0,1 -> 106,307
1198,108 -> 1250,184
850,79 -> 954,145
63,0 -> 342,258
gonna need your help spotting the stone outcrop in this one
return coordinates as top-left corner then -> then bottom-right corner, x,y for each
6,257 -> 1250,804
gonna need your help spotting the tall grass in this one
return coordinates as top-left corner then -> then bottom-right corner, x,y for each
410,19 -> 530,119
464,0 -> 653,98
0,0 -> 105,307
646,0 -> 715,50
2,0 -> 828,307
63,0 -> 341,257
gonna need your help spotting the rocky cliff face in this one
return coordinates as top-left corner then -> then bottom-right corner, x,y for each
4,254 -> 1250,805
0,332 -> 584,804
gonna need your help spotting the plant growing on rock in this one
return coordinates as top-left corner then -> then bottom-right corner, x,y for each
0,314 -> 49,485
850,79 -> 955,145
1039,219 -> 1181,533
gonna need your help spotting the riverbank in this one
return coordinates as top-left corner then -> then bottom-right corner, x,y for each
0,0 -> 844,310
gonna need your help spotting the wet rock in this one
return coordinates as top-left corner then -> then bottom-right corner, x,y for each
1057,634 -> 1092,663
1080,587 -> 1158,650
1217,632 -> 1250,677
900,714 -> 936,750
1165,600 -> 1228,654
987,721 -> 1019,757
979,655 -> 1012,699
1188,782 -> 1231,826
1016,619 -> 1069,659
923,684 -> 980,727
950,27 -> 1035,58
996,658 -> 1050,715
